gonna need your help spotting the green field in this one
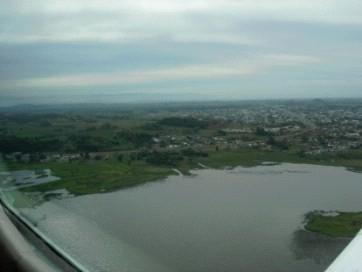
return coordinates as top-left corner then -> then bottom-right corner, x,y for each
6,160 -> 173,195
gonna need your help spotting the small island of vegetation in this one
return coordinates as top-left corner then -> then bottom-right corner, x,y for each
305,211 -> 362,238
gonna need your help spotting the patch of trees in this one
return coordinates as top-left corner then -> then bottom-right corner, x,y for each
0,135 -> 62,153
142,123 -> 162,131
114,131 -> 153,147
138,151 -> 183,166
3,114 -> 37,124
38,120 -> 52,127
158,117 -> 208,129
127,148 -> 208,166
255,127 -> 269,136
266,136 -> 289,150
181,148 -> 208,157
69,135 -> 111,152
100,122 -> 117,130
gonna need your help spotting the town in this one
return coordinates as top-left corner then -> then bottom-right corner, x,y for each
1,99 -> 362,166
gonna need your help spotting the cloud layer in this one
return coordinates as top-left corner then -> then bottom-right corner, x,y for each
0,0 -> 362,103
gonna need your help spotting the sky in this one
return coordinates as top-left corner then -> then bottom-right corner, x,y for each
0,0 -> 362,105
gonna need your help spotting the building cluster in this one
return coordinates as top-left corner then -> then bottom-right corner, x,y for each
150,101 -> 362,154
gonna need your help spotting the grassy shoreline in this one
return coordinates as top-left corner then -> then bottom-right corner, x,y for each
3,148 -> 362,196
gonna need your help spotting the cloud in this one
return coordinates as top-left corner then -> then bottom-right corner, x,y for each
2,53 -> 320,89
6,64 -> 253,88
171,33 -> 258,45
1,0 -> 362,44
0,0 -> 360,101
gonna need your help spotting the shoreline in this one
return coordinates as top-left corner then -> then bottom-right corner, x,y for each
3,149 -> 362,196
3,154 -> 362,238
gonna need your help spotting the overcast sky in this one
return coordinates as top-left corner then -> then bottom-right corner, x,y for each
1,0 -> 362,105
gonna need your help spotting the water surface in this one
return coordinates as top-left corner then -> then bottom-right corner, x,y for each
21,164 -> 362,272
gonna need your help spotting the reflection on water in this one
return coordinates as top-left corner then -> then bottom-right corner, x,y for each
291,230 -> 350,268
16,163 -> 362,272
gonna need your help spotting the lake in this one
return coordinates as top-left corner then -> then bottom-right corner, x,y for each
20,163 -> 362,272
